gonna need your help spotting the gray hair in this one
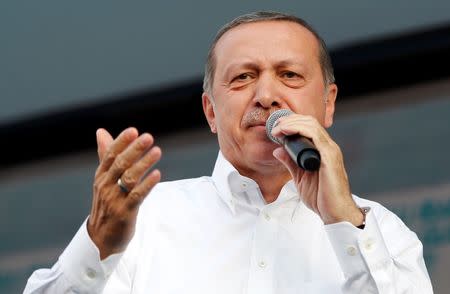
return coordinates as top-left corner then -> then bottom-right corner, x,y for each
203,11 -> 335,95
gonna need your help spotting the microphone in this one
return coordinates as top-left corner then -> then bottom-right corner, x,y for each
266,109 -> 321,171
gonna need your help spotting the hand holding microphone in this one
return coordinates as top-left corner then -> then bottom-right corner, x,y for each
266,109 -> 321,171
266,110 -> 364,226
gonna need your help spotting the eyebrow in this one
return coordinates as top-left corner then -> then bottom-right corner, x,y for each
223,58 -> 306,77
223,61 -> 260,78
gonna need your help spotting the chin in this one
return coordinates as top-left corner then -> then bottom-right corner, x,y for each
246,149 -> 287,175
224,142 -> 286,176
246,143 -> 279,165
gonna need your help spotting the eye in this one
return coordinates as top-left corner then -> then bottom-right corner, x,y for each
281,71 -> 300,79
280,70 -> 305,88
233,73 -> 252,82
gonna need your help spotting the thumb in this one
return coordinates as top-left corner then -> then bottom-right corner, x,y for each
96,128 -> 114,162
273,147 -> 304,179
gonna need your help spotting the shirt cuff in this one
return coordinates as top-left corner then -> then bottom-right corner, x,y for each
324,209 -> 391,278
58,217 -> 123,292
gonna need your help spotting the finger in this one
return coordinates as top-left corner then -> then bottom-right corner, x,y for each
272,116 -> 331,149
299,171 -> 320,213
273,146 -> 304,179
271,115 -> 316,136
107,133 -> 154,182
97,127 -> 139,175
127,169 -> 161,209
96,128 -> 114,163
119,146 -> 162,190
273,116 -> 343,169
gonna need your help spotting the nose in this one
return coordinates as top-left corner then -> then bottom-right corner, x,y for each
253,73 -> 283,109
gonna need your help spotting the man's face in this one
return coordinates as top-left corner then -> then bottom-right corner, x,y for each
202,20 -> 337,176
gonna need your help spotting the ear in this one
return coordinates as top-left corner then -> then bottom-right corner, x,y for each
202,92 -> 217,133
324,83 -> 338,128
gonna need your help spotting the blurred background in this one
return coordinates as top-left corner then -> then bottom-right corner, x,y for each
1,1 -> 450,293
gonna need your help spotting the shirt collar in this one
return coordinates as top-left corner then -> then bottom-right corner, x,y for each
211,151 -> 299,214
211,151 -> 244,214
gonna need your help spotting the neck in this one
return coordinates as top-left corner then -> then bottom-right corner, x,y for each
240,166 -> 292,204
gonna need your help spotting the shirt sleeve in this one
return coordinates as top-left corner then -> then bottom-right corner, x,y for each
325,205 -> 433,293
23,218 -> 129,294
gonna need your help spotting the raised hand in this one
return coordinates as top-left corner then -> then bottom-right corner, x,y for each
271,114 -> 363,227
87,127 -> 162,259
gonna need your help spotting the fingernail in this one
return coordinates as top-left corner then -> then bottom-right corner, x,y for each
141,133 -> 153,144
273,148 -> 282,159
126,127 -> 138,135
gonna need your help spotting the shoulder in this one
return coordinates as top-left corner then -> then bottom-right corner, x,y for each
148,176 -> 214,202
154,176 -> 213,193
138,176 -> 216,214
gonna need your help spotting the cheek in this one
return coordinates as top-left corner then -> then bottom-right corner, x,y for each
216,92 -> 248,122
288,92 -> 326,121
214,101 -> 242,136
212,84 -> 257,136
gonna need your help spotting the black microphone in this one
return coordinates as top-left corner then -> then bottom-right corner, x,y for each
266,109 -> 321,171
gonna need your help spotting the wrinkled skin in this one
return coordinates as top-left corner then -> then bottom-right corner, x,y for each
202,20 -> 363,225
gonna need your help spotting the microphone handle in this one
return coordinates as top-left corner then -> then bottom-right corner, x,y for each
282,135 -> 321,171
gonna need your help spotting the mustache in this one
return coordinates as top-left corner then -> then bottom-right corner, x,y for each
241,108 -> 276,127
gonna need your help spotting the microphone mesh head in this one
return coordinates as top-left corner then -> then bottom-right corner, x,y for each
265,109 -> 293,144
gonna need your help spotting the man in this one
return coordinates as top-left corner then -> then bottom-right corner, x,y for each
24,11 -> 433,293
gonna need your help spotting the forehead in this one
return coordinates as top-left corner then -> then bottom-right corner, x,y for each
213,20 -> 320,71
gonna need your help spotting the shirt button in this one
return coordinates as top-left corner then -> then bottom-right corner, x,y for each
364,238 -> 376,252
263,212 -> 271,221
258,260 -> 267,268
242,182 -> 247,188
85,268 -> 97,279
346,246 -> 357,256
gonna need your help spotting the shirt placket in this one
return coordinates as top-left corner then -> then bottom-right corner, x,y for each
246,204 -> 279,294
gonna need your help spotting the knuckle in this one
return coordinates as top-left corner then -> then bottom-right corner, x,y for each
140,155 -> 152,167
114,157 -> 128,171
93,181 -> 101,193
331,141 -> 341,154
104,151 -> 116,164
94,167 -> 102,179
318,134 -> 328,145
329,142 -> 343,160
128,190 -> 144,206
334,142 -> 342,153
128,190 -> 140,200
122,172 -> 136,186
93,177 -> 107,194
144,151 -> 159,165
136,138 -> 149,149
304,115 -> 317,123
95,186 -> 110,200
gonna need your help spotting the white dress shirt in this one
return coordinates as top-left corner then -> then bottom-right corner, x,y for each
24,152 -> 433,294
